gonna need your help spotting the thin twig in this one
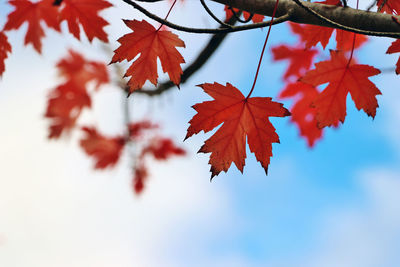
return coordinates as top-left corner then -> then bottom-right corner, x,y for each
200,0 -> 233,28
367,0 -> 378,11
228,6 -> 254,23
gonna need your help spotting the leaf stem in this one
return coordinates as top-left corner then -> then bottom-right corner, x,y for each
348,0 -> 359,64
246,0 -> 280,99
157,0 -> 177,31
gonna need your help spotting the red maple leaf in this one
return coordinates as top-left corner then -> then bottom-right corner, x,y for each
128,120 -> 158,139
45,50 -> 109,138
59,0 -> 112,42
0,32 -> 12,76
289,22 -> 367,51
4,0 -> 60,53
279,82 -> 323,147
335,30 -> 368,51
185,83 -> 290,178
57,49 -> 109,87
271,44 -> 318,80
301,50 -> 381,128
80,127 -> 126,169
45,81 -> 91,138
143,138 -> 186,160
224,5 -> 265,23
290,22 -> 334,49
377,0 -> 400,14
386,39 -> 400,74
111,20 -> 185,92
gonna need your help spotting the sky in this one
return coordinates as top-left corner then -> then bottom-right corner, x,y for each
1,1 -> 400,267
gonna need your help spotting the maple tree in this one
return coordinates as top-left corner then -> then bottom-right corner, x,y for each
1,0 -> 400,193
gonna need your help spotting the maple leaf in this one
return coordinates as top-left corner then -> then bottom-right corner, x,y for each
45,50 -> 109,138
335,29 -> 368,51
301,50 -> 381,128
59,0 -> 112,42
57,49 -> 110,87
4,0 -> 60,53
377,0 -> 400,14
128,120 -> 158,139
386,39 -> 400,74
279,82 -> 323,147
111,20 -> 185,92
0,32 -> 12,76
45,81 -> 91,138
143,138 -> 186,160
289,22 -> 367,51
186,83 -> 290,178
271,44 -> 318,80
224,5 -> 265,23
80,127 -> 126,169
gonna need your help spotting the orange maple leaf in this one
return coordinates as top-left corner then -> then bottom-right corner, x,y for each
185,83 -> 290,178
59,0 -> 112,42
111,20 -> 185,92
80,127 -> 126,169
301,50 -> 381,128
4,0 -> 60,53
0,32 -> 12,76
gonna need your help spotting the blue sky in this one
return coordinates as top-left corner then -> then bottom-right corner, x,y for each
1,1 -> 400,266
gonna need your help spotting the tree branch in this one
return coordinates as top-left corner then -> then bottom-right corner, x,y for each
210,0 -> 400,38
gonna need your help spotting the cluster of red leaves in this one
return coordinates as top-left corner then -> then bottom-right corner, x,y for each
1,0 -> 111,56
80,122 -> 185,194
45,50 -> 185,194
270,0 -> 385,147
